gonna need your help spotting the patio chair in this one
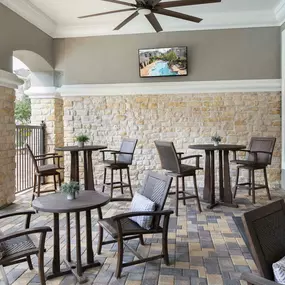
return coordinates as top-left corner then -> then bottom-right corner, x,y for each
0,211 -> 51,285
26,144 -> 63,201
241,199 -> 285,284
100,138 -> 137,200
97,171 -> 173,278
154,141 -> 202,216
231,137 -> 276,204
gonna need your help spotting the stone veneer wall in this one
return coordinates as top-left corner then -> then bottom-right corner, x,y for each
0,86 -> 16,206
31,98 -> 64,153
62,92 -> 281,189
31,98 -> 64,179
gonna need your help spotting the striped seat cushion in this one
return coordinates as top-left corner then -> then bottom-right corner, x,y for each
129,193 -> 156,230
273,256 -> 285,284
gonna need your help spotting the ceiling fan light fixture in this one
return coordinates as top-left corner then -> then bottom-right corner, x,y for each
138,8 -> 152,15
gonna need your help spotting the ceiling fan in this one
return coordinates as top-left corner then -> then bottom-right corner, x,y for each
78,0 -> 221,32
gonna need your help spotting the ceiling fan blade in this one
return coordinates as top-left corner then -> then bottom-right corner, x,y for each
78,8 -> 137,19
114,10 -> 139,30
102,0 -> 137,7
145,13 -> 162,32
154,8 -> 202,23
152,0 -> 162,7
157,0 -> 221,9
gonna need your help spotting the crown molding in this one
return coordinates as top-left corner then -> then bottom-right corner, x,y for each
0,0 -> 282,38
54,10 -> 278,38
0,0 -> 56,37
275,0 -> 285,25
26,87 -> 60,99
58,79 -> 281,97
0,70 -> 24,89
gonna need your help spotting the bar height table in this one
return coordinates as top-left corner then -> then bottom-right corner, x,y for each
189,144 -> 245,209
55,145 -> 107,190
32,191 -> 110,284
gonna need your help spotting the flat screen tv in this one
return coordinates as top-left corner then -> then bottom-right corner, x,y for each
139,47 -> 187,78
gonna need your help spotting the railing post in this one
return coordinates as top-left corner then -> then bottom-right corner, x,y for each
40,121 -> 46,184
40,121 -> 46,155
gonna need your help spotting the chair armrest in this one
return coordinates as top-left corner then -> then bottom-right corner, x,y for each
250,150 -> 272,155
100,149 -> 118,153
179,155 -> 202,161
0,227 -> 52,243
232,149 -> 252,161
35,155 -> 62,161
34,153 -> 58,157
241,273 -> 278,285
177,152 -> 184,159
179,155 -> 202,169
111,151 -> 132,155
113,210 -> 174,221
0,211 -> 35,229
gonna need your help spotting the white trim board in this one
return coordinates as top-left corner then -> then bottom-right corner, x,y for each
57,79 -> 281,97
26,87 -> 60,99
0,70 -> 23,89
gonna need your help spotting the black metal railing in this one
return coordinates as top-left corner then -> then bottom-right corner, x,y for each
15,122 -> 45,193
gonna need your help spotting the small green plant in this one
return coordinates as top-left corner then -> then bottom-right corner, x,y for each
60,181 -> 80,195
75,134 -> 89,143
211,134 -> 222,143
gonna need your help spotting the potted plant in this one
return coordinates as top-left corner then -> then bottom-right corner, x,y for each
211,134 -> 222,146
60,181 -> 80,200
75,134 -> 89,148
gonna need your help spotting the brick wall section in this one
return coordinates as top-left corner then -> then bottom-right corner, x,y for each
62,92 -> 281,189
0,87 -> 16,206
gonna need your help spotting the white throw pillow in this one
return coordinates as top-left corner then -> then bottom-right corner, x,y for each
129,192 -> 156,230
273,256 -> 285,284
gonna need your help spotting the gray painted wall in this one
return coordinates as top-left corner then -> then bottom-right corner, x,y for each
54,27 -> 281,85
0,3 -> 53,72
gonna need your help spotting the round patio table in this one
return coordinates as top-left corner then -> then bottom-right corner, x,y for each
32,191 -> 110,284
55,145 -> 107,190
189,144 -> 245,209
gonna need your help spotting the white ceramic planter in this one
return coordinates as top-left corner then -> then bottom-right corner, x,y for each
78,142 -> 84,148
67,193 -> 76,200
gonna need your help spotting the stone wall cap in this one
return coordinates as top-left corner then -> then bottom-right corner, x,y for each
0,69 -> 23,89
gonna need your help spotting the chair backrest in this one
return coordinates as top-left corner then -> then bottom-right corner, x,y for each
154,141 -> 181,173
242,199 -> 285,280
139,171 -> 172,228
118,138 -> 138,164
248,137 -> 276,165
26,143 -> 39,172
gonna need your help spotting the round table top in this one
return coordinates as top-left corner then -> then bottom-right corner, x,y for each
32,191 -> 110,213
55,145 -> 107,152
189,144 -> 246,151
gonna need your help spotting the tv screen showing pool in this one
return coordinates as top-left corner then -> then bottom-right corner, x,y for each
139,47 -> 187,78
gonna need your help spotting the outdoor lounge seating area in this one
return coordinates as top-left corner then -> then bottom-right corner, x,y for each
1,0 -> 285,284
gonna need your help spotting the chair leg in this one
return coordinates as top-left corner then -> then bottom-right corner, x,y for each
57,173 -> 61,187
251,170 -> 255,204
181,176 -> 186,206
0,265 -> 9,285
97,225 -> 103,255
37,175 -> 41,197
233,168 -> 240,198
110,169 -> 114,199
193,173 -> 202,213
115,237 -> 124,278
127,168 -> 133,198
264,168 -> 271,200
32,174 -> 37,202
119,169 -> 124,195
139,234 -> 145,245
53,174 -> 57,191
248,169 -> 252,196
162,222 -> 170,266
27,256 -> 33,270
175,177 -> 179,216
38,249 -> 46,285
102,168 -> 107,192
